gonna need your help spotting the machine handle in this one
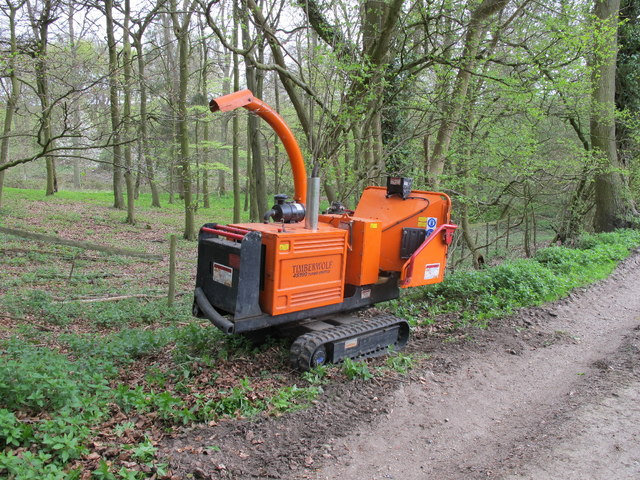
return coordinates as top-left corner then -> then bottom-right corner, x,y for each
201,226 -> 246,241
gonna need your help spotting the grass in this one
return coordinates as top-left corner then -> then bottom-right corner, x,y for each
0,187 -> 249,224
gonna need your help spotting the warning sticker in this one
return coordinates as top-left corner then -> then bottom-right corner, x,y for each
212,262 -> 233,287
424,263 -> 441,280
345,338 -> 358,349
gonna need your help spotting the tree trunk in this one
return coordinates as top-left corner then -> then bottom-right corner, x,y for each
68,3 -> 81,189
273,72 -> 280,194
105,0 -> 124,208
169,0 -> 198,240
218,50 -> 231,196
232,0 -> 241,222
133,32 -> 161,208
163,11 -> 180,205
362,0 -> 388,183
592,0 -> 636,231
241,5 -> 268,219
0,1 -> 21,208
199,19 -> 210,209
28,0 -> 58,195
123,0 -> 136,224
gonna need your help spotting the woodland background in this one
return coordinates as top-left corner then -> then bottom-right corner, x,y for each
0,0 -> 638,265
2,1 -> 640,477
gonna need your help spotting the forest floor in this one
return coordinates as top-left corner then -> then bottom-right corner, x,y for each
1,189 -> 638,479
162,251 -> 640,480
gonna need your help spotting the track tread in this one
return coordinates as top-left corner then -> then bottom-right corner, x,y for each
290,314 -> 409,371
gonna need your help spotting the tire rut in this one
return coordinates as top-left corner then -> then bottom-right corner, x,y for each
313,252 -> 640,480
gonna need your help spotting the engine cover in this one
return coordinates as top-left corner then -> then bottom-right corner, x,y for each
231,222 -> 348,315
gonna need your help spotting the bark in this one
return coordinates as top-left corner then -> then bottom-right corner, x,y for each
428,0 -> 510,188
27,0 -> 58,196
218,48 -> 231,196
0,0 -> 22,208
131,2 -> 162,207
557,172 -> 594,243
362,0 -> 389,183
241,1 -> 268,219
592,0 -> 636,231
312,0 -> 403,179
460,198 -> 484,269
299,0 -> 356,59
273,72 -> 280,194
123,0 -> 136,224
163,12 -> 180,202
199,19 -> 210,209
68,3 -> 81,189
132,32 -> 161,207
105,0 -> 124,208
169,0 -> 199,240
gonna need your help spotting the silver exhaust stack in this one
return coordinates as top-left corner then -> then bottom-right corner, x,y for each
305,176 -> 320,231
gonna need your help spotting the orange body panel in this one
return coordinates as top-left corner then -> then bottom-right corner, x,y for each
231,222 -> 347,315
353,187 -> 453,273
318,214 -> 382,286
399,224 -> 457,288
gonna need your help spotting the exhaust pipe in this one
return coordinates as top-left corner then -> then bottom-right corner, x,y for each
305,176 -> 320,231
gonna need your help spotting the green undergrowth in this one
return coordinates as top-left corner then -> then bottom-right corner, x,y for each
3,292 -> 193,328
392,229 -> 640,326
0,322 -> 314,479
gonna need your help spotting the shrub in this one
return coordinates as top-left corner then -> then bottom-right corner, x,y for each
0,339 -> 109,413
399,229 -> 640,325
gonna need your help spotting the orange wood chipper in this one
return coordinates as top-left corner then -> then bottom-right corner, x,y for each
193,89 -> 457,370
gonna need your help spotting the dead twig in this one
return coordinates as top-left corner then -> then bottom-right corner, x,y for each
55,294 -> 165,304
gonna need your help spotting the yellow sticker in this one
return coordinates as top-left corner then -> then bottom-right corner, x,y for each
279,243 -> 290,251
418,217 -> 427,222
370,223 -> 378,229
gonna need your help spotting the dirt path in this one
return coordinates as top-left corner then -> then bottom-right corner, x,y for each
162,252 -> 640,479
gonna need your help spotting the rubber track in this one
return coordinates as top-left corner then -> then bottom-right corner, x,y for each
289,314 -> 409,371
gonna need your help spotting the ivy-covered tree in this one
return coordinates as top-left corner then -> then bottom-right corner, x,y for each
592,0 -> 638,231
